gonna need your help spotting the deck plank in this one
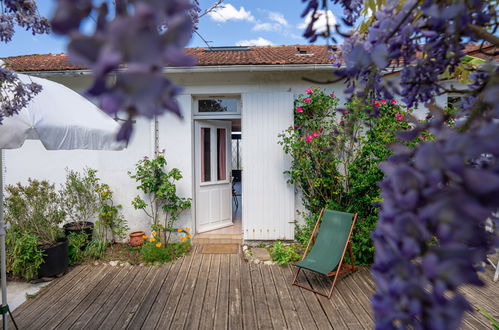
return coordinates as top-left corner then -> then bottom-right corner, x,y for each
279,266 -> 318,330
213,254 -> 230,329
126,263 -> 173,329
260,264 -> 288,330
68,266 -> 132,329
51,267 -> 122,329
198,254 -> 221,330
111,266 -> 163,330
84,266 -> 141,329
18,265 -> 109,330
13,265 -> 91,322
170,252 -> 203,329
269,265 -> 303,330
183,254 -> 211,330
240,261 -> 258,330
228,253 -> 243,330
302,270 -> 347,330
97,266 -> 153,330
12,265 -> 87,318
140,257 -> 186,329
155,250 -> 196,329
285,266 -> 331,329
249,261 -> 273,329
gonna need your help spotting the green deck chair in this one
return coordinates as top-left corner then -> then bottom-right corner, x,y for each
292,209 -> 358,298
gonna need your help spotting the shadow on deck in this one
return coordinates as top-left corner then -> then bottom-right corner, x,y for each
7,246 -> 499,329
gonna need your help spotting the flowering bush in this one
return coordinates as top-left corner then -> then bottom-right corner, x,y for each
280,88 -> 412,264
140,227 -> 191,264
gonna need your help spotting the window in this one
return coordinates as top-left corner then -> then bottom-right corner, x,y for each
217,128 -> 226,181
197,97 -> 240,114
201,128 -> 211,182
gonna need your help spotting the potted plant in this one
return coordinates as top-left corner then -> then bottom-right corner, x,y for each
5,179 -> 67,279
60,168 -> 100,241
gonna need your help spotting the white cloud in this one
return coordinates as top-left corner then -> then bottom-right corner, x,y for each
268,12 -> 288,26
298,10 -> 337,34
252,22 -> 279,32
208,4 -> 255,23
236,37 -> 274,46
252,11 -> 288,32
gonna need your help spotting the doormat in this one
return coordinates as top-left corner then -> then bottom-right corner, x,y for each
201,244 -> 239,254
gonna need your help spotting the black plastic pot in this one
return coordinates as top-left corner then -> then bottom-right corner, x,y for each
38,237 -> 68,278
63,221 -> 94,241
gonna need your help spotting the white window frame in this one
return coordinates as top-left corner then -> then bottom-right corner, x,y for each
193,94 -> 241,117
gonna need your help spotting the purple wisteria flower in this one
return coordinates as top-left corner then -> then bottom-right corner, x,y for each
50,0 -> 199,141
0,0 -> 48,120
302,0 -> 499,329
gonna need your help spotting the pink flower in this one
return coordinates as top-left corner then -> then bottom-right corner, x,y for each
306,88 -> 313,94
306,136 -> 313,143
420,135 -> 425,141
304,98 -> 311,103
330,93 -> 335,97
391,100 -> 397,105
381,99 -> 386,104
374,101 -> 381,107
296,107 -> 303,113
312,132 -> 319,137
395,114 -> 403,120
340,120 -> 345,125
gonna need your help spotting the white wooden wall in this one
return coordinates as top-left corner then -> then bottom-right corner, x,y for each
242,92 -> 295,240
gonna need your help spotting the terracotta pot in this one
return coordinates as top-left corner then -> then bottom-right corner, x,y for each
129,231 -> 146,247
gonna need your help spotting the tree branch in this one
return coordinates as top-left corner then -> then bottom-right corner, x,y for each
468,24 -> 499,46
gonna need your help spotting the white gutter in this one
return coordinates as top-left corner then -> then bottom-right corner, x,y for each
18,64 -> 337,76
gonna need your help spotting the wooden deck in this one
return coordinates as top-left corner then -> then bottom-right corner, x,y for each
8,246 -> 499,329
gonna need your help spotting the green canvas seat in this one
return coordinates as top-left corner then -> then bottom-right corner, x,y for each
292,209 -> 358,298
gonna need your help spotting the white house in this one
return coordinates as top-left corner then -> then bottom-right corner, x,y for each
3,44 -> 474,242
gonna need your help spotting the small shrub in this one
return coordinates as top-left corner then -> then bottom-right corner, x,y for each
84,239 -> 107,260
141,242 -> 172,263
129,154 -> 191,244
5,179 -> 65,245
269,241 -> 301,266
67,232 -> 88,265
95,182 -> 129,243
60,168 -> 100,229
6,231 -> 45,280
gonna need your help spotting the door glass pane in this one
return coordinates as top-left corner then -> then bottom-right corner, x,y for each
201,127 -> 211,182
217,128 -> 227,181
198,98 -> 238,113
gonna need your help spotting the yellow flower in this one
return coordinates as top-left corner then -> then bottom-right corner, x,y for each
156,242 -> 162,248
177,228 -> 182,232
162,225 -> 166,229
151,231 -> 157,236
185,227 -> 190,231
187,234 -> 192,238
150,237 -> 156,242
142,235 -> 148,239
181,237 -> 187,242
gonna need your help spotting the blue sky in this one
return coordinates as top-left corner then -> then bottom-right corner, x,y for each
2,1 -> 345,57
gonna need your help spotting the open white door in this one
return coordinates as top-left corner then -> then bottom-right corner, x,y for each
195,120 -> 232,233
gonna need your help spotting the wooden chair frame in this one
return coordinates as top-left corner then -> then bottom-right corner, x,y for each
292,209 -> 358,298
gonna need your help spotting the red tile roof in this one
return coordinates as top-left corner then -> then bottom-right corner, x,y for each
2,45 -> 334,72
2,44 -> 496,72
